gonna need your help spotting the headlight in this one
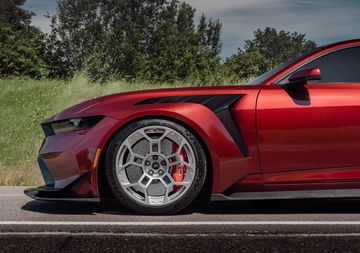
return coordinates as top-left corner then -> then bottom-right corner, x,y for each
41,116 -> 104,136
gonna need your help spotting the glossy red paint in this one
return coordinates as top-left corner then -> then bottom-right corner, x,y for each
257,83 -> 360,184
288,66 -> 321,83
32,39 -> 360,201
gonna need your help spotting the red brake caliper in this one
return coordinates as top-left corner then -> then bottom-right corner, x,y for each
171,142 -> 187,192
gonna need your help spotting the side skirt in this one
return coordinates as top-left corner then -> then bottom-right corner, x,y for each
211,189 -> 360,201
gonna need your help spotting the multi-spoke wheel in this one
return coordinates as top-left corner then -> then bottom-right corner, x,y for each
105,119 -> 207,214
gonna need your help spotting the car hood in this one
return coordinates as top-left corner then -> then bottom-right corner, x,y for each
43,85 -> 261,123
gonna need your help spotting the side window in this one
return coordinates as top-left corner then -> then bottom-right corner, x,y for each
279,46 -> 360,84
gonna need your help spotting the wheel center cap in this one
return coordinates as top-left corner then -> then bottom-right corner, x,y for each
152,162 -> 160,170
145,155 -> 167,176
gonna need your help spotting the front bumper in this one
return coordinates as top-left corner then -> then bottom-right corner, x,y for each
24,116 -> 121,201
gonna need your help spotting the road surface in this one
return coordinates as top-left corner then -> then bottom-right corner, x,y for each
1,186 -> 360,252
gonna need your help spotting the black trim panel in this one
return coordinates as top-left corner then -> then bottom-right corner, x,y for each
41,124 -> 55,137
136,94 -> 249,157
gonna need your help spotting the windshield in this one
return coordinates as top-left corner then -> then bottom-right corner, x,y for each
246,46 -> 324,85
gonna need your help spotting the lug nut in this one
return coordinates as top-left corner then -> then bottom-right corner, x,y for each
161,160 -> 166,166
158,170 -> 164,175
148,170 -> 154,176
153,155 -> 158,160
145,161 -> 151,166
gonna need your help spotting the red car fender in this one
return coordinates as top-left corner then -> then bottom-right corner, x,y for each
91,103 -> 249,195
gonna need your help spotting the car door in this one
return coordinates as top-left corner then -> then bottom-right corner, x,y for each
257,45 -> 360,184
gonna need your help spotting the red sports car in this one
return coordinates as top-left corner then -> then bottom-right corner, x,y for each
26,39 -> 360,214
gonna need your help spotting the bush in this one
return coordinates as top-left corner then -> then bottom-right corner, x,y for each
0,26 -> 50,78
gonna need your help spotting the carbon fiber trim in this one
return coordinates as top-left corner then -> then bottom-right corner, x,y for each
136,94 -> 249,157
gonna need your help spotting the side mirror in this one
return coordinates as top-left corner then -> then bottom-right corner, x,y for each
285,67 -> 322,86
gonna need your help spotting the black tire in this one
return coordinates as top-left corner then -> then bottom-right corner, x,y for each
105,118 -> 207,215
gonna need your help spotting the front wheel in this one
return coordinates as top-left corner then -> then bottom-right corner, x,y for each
105,119 -> 207,214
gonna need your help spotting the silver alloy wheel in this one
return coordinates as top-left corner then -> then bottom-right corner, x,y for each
115,125 -> 196,206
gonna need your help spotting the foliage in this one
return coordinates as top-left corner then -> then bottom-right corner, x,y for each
0,0 -> 50,78
0,0 -> 34,30
48,0 -> 222,82
225,27 -> 317,81
0,26 -> 50,78
0,1 -> 319,84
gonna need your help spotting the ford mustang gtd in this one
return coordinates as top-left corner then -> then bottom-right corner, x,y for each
25,39 -> 360,214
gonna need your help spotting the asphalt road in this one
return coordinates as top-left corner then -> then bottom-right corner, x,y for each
2,186 -> 360,252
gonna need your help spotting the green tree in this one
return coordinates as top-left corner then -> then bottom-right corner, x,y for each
0,0 -> 34,30
225,27 -> 317,81
0,27 -> 49,78
48,0 -> 222,82
0,0 -> 50,78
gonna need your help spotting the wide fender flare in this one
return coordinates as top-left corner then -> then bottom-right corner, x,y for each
92,103 -> 248,194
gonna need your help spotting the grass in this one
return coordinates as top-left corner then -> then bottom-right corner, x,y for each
0,74 -> 198,185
